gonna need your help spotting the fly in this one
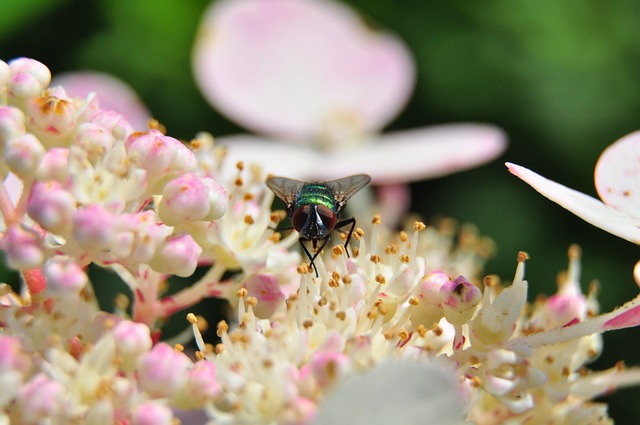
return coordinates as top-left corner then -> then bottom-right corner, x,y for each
266,174 -> 371,277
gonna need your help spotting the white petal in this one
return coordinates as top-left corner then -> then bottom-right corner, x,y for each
193,0 -> 414,141
321,124 -> 507,183
218,134 -> 319,179
507,162 -> 640,244
594,130 -> 640,220
310,360 -> 464,425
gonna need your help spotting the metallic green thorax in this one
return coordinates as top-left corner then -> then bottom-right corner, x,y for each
293,183 -> 337,212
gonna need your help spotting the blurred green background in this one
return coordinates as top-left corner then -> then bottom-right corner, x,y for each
2,0 -> 640,421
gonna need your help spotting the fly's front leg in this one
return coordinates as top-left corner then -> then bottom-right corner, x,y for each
335,217 -> 356,258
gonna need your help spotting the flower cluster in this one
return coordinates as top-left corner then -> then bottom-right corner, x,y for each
3,57 -> 640,425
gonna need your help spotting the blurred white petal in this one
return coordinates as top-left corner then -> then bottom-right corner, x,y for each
507,162 -> 640,244
595,130 -> 640,220
310,360 -> 464,425
193,0 -> 415,141
221,123 -> 506,184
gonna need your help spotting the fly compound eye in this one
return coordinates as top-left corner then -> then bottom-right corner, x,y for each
316,205 -> 337,231
292,205 -> 311,232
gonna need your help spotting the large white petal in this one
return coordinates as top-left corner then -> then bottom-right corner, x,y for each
221,123 -> 506,184
321,123 -> 507,184
595,130 -> 640,220
507,162 -> 640,244
193,0 -> 415,141
310,360 -> 464,425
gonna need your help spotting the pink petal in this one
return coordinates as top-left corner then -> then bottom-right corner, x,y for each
51,71 -> 152,131
507,162 -> 640,243
321,124 -> 507,183
193,0 -> 414,141
594,130 -> 640,220
221,124 -> 506,183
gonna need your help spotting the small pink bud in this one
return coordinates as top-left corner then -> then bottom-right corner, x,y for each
8,58 -> 51,101
27,181 -> 76,233
26,94 -> 77,144
409,272 -> 447,328
76,121 -> 116,157
0,106 -> 26,141
186,360 -> 221,402
440,275 -> 481,325
0,335 -> 31,373
72,204 -> 116,251
113,320 -> 152,371
43,256 -> 87,294
309,351 -> 350,388
89,109 -> 134,140
138,343 -> 191,398
16,374 -> 64,423
126,130 -> 196,179
132,402 -> 174,425
111,212 -> 170,264
4,133 -> 46,177
150,233 -> 202,277
37,147 -> 69,182
243,273 -> 285,318
158,174 -> 227,225
1,226 -> 44,269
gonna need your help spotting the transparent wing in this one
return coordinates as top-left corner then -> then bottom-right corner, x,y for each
324,174 -> 371,211
266,176 -> 306,208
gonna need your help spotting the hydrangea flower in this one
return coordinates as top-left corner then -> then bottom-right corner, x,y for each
193,0 -> 507,184
4,57 -> 640,424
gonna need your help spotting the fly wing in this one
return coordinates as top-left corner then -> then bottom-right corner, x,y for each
266,176 -> 306,210
324,174 -> 371,212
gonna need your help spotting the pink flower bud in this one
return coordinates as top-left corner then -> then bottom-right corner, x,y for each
90,109 -> 134,140
76,121 -> 116,157
37,147 -> 69,182
26,94 -> 77,145
138,343 -> 191,398
1,226 -> 44,269
113,320 -> 152,371
4,133 -> 46,177
440,275 -> 481,325
126,130 -> 196,179
0,106 -> 26,141
158,174 -> 227,225
150,233 -> 202,277
309,351 -> 350,388
243,273 -> 285,318
111,212 -> 171,264
132,402 -> 174,425
72,204 -> 115,251
0,335 -> 31,373
43,256 -> 87,294
186,360 -> 221,403
16,374 -> 64,423
409,272 -> 447,328
8,58 -> 51,101
27,181 -> 76,233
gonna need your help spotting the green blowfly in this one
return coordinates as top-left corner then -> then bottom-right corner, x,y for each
266,174 -> 371,277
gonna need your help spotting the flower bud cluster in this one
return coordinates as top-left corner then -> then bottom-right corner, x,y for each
3,57 -> 640,425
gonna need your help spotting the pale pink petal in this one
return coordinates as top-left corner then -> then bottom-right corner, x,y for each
594,130 -> 640,220
193,0 -> 415,141
51,72 -> 152,131
507,162 -> 640,244
219,134 -> 320,179
222,124 -> 506,183
321,124 -> 507,183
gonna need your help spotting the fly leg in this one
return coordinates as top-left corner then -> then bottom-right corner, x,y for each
299,237 -> 330,278
334,217 -> 356,258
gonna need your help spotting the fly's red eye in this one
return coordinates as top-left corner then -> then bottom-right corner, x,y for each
317,205 -> 337,231
292,205 -> 311,232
